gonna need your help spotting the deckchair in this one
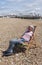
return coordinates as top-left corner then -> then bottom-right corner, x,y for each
16,26 -> 37,48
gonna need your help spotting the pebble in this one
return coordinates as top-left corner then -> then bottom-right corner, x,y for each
0,59 -> 2,62
16,54 -> 19,56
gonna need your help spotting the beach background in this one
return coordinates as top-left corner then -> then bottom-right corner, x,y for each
0,18 -> 42,65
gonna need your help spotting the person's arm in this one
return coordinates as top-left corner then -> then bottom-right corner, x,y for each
30,33 -> 34,41
21,28 -> 29,37
20,31 -> 28,38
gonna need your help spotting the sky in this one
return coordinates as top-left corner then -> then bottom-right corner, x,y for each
0,0 -> 42,15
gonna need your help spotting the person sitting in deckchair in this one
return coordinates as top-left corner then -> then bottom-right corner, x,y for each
2,25 -> 36,56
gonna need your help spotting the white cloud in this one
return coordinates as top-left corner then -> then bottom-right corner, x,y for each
1,2 -> 6,5
0,0 -> 42,15
6,0 -> 23,2
24,2 -> 39,8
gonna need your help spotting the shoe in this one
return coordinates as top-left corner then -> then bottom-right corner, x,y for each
2,41 -> 15,57
2,50 -> 13,56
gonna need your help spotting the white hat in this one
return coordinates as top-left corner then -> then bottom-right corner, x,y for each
29,25 -> 34,30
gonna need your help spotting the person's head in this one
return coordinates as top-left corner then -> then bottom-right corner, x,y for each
27,25 -> 34,31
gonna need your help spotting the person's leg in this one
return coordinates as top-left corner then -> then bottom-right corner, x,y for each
9,38 -> 24,46
9,38 -> 25,49
3,38 -> 23,55
2,38 -> 19,56
6,38 -> 20,52
2,38 -> 25,56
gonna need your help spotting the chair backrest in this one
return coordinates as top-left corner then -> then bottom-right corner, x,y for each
33,26 -> 37,33
29,26 -> 37,42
